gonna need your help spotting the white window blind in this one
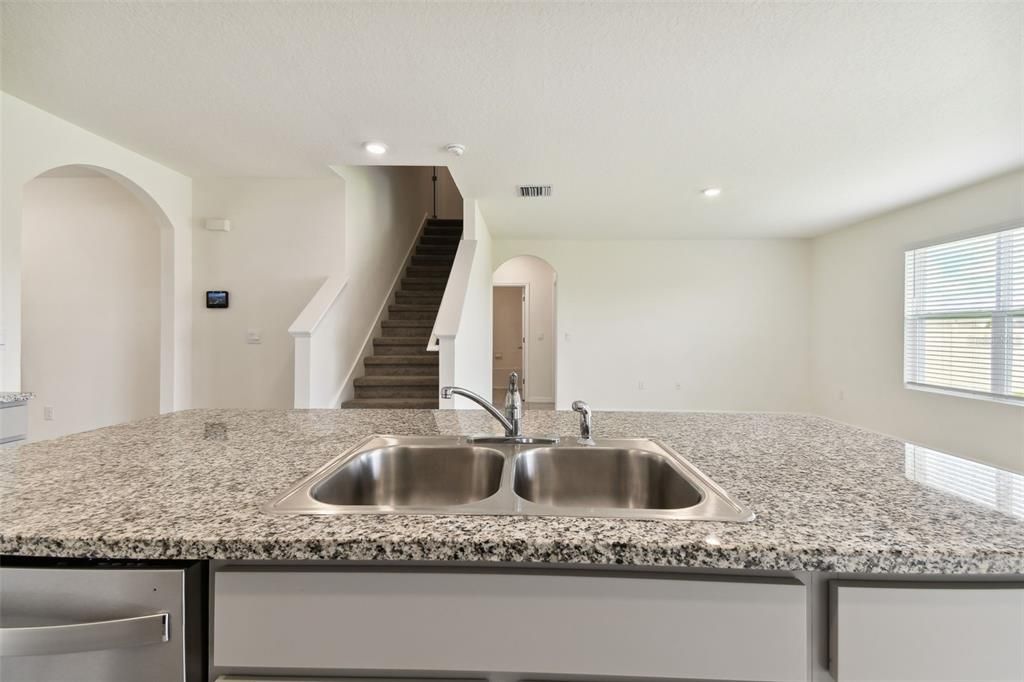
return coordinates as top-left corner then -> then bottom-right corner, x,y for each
904,225 -> 1023,404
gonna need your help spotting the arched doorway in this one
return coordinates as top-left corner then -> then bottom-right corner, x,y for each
20,165 -> 170,440
493,255 -> 557,408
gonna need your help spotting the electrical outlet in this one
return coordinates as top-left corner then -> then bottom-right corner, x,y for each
246,329 -> 262,344
43,406 -> 54,421
675,382 -> 681,391
638,380 -> 645,390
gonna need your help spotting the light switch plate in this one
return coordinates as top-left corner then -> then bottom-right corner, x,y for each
205,218 -> 231,232
246,329 -> 262,344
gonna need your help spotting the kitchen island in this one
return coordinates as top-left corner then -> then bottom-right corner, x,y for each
2,408 -> 1022,571
2,409 -> 1023,682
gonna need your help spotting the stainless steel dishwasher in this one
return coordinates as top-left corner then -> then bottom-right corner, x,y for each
0,559 -> 204,681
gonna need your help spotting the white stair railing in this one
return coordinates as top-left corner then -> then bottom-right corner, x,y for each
430,200 -> 493,409
288,275 -> 348,409
428,240 -> 478,403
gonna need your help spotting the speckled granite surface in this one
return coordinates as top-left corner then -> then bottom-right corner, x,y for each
0,392 -> 33,404
1,409 -> 1022,573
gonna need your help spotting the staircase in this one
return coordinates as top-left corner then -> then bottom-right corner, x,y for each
341,218 -> 462,409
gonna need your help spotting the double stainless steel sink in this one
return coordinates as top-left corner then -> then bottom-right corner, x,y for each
265,435 -> 753,522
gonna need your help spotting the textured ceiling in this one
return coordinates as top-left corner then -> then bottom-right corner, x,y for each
2,2 -> 1021,238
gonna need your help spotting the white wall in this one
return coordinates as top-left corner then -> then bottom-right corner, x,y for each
811,170 -> 1024,473
435,166 -> 463,220
449,201 -> 493,406
22,176 -> 161,440
329,165 -> 433,404
191,177 -> 346,408
192,168 -> 432,409
1,93 -> 192,411
492,239 -> 812,412
493,255 -> 557,402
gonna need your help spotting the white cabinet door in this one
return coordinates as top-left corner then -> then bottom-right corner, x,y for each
0,403 -> 28,443
214,569 -> 809,681
830,581 -> 1024,681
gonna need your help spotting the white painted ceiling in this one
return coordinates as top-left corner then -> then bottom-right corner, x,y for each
2,2 -> 1021,238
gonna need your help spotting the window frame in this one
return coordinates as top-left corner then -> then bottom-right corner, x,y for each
903,221 -> 1024,407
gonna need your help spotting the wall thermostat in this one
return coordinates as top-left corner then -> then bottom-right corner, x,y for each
206,291 -> 229,308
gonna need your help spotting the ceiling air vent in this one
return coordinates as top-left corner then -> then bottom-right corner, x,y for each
518,185 -> 552,198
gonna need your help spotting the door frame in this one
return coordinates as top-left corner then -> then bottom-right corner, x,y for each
492,283 -> 530,401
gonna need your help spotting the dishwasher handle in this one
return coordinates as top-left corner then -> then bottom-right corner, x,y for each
0,612 -> 169,657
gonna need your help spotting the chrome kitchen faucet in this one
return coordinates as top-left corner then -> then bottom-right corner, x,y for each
441,371 -> 523,438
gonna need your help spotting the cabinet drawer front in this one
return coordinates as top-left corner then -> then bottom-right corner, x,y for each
0,566 -> 191,682
0,404 -> 28,443
831,581 -> 1024,681
214,570 -> 808,681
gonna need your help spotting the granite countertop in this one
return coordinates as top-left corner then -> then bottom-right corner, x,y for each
1,409 -> 1022,574
0,392 -> 34,404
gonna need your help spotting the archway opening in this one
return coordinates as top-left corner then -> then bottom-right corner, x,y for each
493,255 -> 557,409
21,165 -> 167,441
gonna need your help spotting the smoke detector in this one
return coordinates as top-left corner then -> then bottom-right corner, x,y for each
444,143 -> 465,156
518,185 -> 552,198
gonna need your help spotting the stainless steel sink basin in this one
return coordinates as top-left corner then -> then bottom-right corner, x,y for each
311,445 -> 504,507
512,446 -> 704,510
266,435 -> 753,522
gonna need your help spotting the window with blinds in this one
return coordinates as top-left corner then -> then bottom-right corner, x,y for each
904,225 -> 1023,404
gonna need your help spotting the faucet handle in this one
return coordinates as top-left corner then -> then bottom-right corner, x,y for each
505,372 -> 522,410
571,400 -> 595,446
504,372 -> 523,437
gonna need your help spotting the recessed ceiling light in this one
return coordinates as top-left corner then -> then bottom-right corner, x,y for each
701,187 -> 722,198
363,141 -> 388,155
